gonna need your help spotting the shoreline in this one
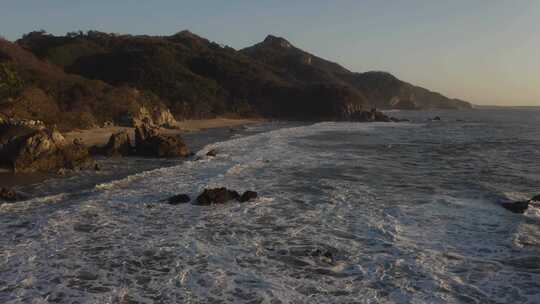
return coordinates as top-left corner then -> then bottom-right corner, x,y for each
0,118 -> 268,190
64,118 -> 266,148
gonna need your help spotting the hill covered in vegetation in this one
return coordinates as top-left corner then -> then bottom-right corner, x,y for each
1,30 -> 471,130
242,35 -> 472,110
0,37 -> 165,130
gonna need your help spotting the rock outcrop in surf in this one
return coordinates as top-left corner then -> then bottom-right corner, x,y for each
194,188 -> 258,205
0,187 -> 25,202
501,194 -> 540,214
134,123 -> 190,158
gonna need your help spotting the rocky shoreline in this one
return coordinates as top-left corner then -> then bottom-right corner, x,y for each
0,111 -> 405,204
0,109 -> 400,175
0,117 -> 268,191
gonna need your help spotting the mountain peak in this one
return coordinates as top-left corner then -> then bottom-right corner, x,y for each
263,35 -> 293,48
173,30 -> 200,38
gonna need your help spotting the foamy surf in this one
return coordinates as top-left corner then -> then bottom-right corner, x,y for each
1,109 -> 540,303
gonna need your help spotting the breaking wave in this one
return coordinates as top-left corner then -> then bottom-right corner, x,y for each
1,110 -> 540,303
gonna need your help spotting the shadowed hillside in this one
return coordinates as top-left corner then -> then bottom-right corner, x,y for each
0,38 -> 165,130
3,30 -> 471,130
242,35 -> 472,110
17,31 -> 378,120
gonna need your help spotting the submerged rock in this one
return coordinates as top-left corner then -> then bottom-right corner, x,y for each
195,188 -> 240,205
502,201 -> 529,214
167,194 -> 191,205
530,194 -> 540,202
73,223 -> 98,233
0,187 -> 25,202
240,191 -> 258,202
206,149 -> 217,157
390,117 -> 411,123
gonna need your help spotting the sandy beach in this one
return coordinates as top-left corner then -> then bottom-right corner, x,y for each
64,118 -> 265,147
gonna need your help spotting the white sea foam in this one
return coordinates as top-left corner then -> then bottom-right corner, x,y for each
1,117 -> 539,303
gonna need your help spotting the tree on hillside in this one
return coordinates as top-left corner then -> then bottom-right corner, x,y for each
0,63 -> 24,102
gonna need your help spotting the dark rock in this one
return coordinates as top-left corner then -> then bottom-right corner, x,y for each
73,223 -> 98,233
134,123 -> 190,158
77,270 -> 98,281
102,130 -> 132,157
240,191 -> 258,203
134,123 -> 159,147
0,187 -> 25,202
167,194 -> 191,205
206,149 -> 217,157
432,116 -> 441,121
502,201 -> 529,214
288,245 -> 339,264
195,187 -> 240,205
530,194 -> 540,202
390,117 -> 411,122
350,109 -> 392,122
136,134 -> 190,158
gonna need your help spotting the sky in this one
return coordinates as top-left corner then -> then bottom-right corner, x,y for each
1,0 -> 539,106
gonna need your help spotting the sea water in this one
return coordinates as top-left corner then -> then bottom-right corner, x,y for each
1,108 -> 539,303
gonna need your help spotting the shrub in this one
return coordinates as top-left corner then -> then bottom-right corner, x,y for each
0,63 -> 24,101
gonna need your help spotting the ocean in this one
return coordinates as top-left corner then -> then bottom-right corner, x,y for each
1,108 -> 539,303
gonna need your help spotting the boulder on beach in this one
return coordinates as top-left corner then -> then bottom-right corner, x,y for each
195,188 -> 241,205
134,123 -> 190,158
134,122 -> 159,147
502,201 -> 530,214
168,194 -> 191,205
136,134 -> 190,158
102,130 -> 133,157
0,187 -> 25,202
0,125 -> 96,173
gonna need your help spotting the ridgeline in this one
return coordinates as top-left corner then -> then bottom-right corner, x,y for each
1,30 -> 471,131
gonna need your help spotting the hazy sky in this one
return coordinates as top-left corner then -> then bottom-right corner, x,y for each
1,0 -> 539,106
